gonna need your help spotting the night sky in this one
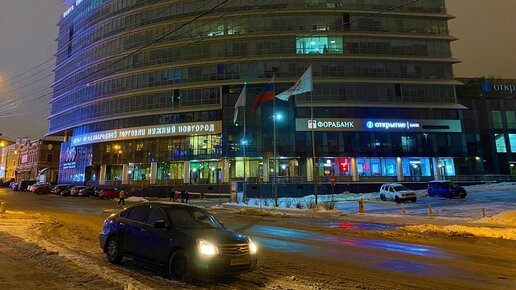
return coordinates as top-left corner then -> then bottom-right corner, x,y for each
0,0 -> 514,140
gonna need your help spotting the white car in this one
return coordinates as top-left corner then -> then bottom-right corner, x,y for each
379,183 -> 417,203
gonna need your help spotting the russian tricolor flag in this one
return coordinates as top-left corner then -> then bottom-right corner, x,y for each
252,79 -> 276,112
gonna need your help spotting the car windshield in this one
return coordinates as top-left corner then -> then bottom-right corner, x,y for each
393,186 -> 409,191
166,207 -> 222,229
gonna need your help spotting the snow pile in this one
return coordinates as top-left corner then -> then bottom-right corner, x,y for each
402,224 -> 516,240
463,182 -> 516,193
474,210 -> 516,227
125,196 -> 149,203
232,208 -> 294,218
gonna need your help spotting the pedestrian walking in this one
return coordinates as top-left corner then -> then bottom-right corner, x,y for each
118,189 -> 127,206
185,190 -> 190,204
180,189 -> 186,203
174,190 -> 180,202
168,187 -> 174,201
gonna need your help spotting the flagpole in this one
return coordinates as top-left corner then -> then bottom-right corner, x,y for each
310,65 -> 318,206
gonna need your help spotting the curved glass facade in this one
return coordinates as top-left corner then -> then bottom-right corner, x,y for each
51,0 -> 466,187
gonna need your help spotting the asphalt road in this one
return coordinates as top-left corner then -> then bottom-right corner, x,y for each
0,188 -> 514,290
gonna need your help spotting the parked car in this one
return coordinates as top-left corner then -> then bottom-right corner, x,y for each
379,183 -> 417,203
99,203 -> 258,281
16,180 -> 37,191
70,186 -> 87,196
428,180 -> 467,199
99,188 -> 120,199
1,178 -> 15,187
51,184 -> 72,195
9,181 -> 18,190
78,187 -> 96,197
33,184 -> 53,195
60,186 -> 73,196
29,183 -> 50,192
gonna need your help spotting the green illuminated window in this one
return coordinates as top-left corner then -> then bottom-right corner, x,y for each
296,36 -> 343,54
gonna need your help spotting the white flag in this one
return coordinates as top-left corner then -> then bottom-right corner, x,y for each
233,85 -> 246,124
275,65 -> 313,101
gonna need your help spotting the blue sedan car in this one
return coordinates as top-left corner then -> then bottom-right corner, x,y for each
428,180 -> 467,199
99,202 -> 257,280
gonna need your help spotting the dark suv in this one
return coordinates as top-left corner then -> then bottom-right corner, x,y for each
99,202 -> 257,280
428,180 -> 467,199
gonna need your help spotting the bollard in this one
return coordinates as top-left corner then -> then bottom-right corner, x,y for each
402,204 -> 407,215
482,208 -> 486,218
0,202 -> 6,213
358,199 -> 365,214
428,204 -> 433,217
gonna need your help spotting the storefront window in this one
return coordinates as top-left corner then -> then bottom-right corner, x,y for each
402,158 -> 431,178
509,134 -> 516,152
190,161 -> 222,184
269,159 -> 301,177
439,158 -> 456,177
229,158 -> 261,179
381,158 -> 397,176
336,157 -> 352,176
494,134 -> 507,153
132,164 -> 151,181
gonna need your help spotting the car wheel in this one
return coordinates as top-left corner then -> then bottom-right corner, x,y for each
395,196 -> 401,203
461,192 -> 467,199
380,194 -> 387,201
168,250 -> 189,281
106,237 -> 123,264
411,197 -> 417,203
428,191 -> 434,197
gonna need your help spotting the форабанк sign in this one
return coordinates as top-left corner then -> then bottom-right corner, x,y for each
296,119 -> 462,133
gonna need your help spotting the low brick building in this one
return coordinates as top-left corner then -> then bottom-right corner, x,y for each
16,139 -> 62,183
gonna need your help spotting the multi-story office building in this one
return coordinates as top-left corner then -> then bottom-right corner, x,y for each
457,78 -> 516,177
49,0 -> 467,192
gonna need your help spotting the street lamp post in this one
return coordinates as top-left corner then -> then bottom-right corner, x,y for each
273,111 -> 283,207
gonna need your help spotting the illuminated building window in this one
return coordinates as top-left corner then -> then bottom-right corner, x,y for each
296,36 -> 343,54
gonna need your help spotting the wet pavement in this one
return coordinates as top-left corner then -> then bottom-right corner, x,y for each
0,188 -> 515,289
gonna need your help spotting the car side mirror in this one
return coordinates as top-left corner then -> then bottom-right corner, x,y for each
154,220 -> 168,229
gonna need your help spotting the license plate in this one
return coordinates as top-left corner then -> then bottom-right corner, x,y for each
230,257 -> 249,266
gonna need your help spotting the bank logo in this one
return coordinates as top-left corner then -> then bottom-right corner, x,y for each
482,82 -> 492,93
308,120 -> 317,129
366,121 -> 374,129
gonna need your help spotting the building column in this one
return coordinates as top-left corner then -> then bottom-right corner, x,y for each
263,158 -> 269,183
99,165 -> 107,185
183,161 -> 190,184
150,162 -> 158,185
222,159 -> 230,183
351,157 -> 359,182
432,158 -> 442,180
122,164 -> 129,185
306,158 -> 314,182
397,157 -> 404,182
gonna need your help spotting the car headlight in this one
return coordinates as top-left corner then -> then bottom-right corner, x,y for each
198,239 -> 218,256
248,237 -> 258,255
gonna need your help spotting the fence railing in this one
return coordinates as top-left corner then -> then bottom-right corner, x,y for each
84,174 -> 516,188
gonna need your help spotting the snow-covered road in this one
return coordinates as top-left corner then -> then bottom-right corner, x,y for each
0,188 -> 514,290
336,190 -> 516,220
